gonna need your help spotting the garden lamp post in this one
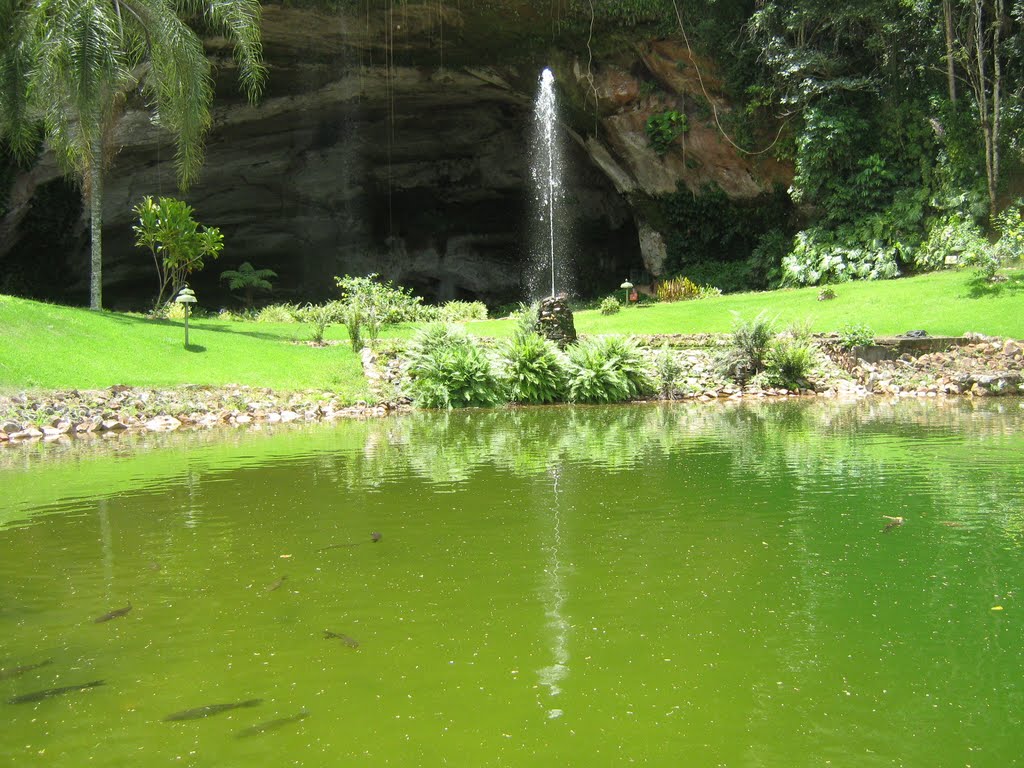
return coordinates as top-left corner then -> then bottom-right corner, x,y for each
620,280 -> 633,306
175,286 -> 197,347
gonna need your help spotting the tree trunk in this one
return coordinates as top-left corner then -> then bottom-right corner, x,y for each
992,0 -> 1003,216
944,0 -> 957,105
88,142 -> 104,311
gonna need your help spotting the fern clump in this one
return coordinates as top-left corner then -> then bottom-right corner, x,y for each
405,324 -> 504,409
566,336 -> 653,403
498,332 -> 568,404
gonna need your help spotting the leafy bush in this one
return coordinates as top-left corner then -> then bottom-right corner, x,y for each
302,304 -> 334,344
498,332 -> 568,404
765,337 -> 816,389
721,312 -> 775,383
405,324 -> 504,409
566,340 -> 630,404
334,273 -> 425,324
645,110 -> 688,155
566,336 -> 653,403
995,202 -> 1024,265
256,303 -> 301,323
512,302 -> 540,337
656,276 -> 700,302
915,213 -> 989,272
423,300 -> 489,323
654,343 -> 682,398
781,226 -> 901,286
599,296 -> 621,315
839,323 -> 874,349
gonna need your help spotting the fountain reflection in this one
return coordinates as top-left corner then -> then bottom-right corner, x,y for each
537,464 -> 570,718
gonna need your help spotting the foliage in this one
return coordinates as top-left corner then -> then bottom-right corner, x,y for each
721,312 -> 775,383
132,196 -> 224,309
512,301 -> 541,337
0,0 -> 265,310
994,202 -> 1024,265
914,213 -> 989,272
256,304 -> 302,324
599,296 -> 621,315
645,110 -> 689,155
657,276 -> 700,302
659,183 -> 793,289
405,324 -> 504,409
220,262 -> 277,307
565,335 -> 653,403
302,304 -> 335,345
765,336 -> 816,389
817,287 -> 836,301
839,323 -> 875,349
334,273 -> 425,325
654,343 -> 682,398
781,226 -> 901,286
498,332 -> 568,404
424,301 -> 490,323
565,338 -> 631,404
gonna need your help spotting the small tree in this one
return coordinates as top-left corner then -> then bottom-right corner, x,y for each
133,196 -> 224,310
220,262 -> 277,308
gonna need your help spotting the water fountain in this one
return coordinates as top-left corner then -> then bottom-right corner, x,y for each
530,68 -> 577,346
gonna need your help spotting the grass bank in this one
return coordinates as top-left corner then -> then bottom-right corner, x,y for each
471,269 -> 1024,338
2,269 -> 1022,392
0,296 -> 370,397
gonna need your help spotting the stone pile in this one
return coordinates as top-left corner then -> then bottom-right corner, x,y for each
536,294 -> 577,348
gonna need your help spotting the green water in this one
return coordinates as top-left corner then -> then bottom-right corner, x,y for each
1,400 -> 1023,766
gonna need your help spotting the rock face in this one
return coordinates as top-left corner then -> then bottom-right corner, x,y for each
0,5 -> 791,308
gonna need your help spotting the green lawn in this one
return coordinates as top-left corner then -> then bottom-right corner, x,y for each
2,269 -> 1022,393
471,269 -> 1024,338
0,296 -> 370,397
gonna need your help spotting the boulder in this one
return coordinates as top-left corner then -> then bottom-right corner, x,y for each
145,415 -> 182,432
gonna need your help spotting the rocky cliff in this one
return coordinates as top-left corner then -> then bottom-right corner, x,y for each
0,3 -> 791,309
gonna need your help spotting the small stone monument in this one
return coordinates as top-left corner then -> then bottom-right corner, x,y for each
536,293 -> 577,348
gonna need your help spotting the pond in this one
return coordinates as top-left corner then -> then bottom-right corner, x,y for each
1,399 -> 1023,766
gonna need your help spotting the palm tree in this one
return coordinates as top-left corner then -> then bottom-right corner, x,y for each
0,0 -> 265,310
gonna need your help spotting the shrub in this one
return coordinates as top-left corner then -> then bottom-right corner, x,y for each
512,301 -> 540,337
599,296 -> 621,315
722,312 -> 775,383
765,337 -> 816,389
429,301 -> 489,322
256,303 -> 301,323
337,301 -> 364,351
915,213 -> 989,272
654,343 -> 682,398
566,336 -> 653,403
995,202 -> 1024,265
839,323 -> 874,349
782,227 -> 900,286
657,276 -> 700,302
303,304 -> 334,344
498,332 -> 568,404
645,110 -> 688,155
334,273 -> 425,324
405,324 -> 504,409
